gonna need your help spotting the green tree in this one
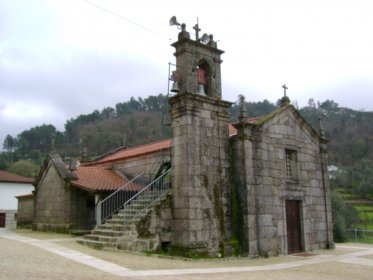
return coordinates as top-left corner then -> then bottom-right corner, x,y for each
3,134 -> 17,151
331,191 -> 359,242
17,124 -> 58,154
319,100 -> 339,111
101,107 -> 116,119
9,160 -> 38,177
0,158 -> 8,170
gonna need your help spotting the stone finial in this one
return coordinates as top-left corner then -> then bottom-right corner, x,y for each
51,133 -> 56,152
123,134 -> 126,147
178,23 -> 190,40
69,158 -> 78,172
207,34 -> 217,48
319,117 -> 326,139
81,146 -> 88,162
238,95 -> 247,123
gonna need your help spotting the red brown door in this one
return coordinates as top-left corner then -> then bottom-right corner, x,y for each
0,213 -> 5,227
286,200 -> 302,254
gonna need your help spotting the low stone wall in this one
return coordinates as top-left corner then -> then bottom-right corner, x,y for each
117,193 -> 173,253
16,194 -> 34,227
0,210 -> 17,229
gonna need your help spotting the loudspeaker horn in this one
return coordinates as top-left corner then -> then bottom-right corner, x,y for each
201,33 -> 210,44
169,16 -> 180,27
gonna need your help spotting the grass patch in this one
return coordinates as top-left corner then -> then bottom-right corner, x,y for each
352,203 -> 373,230
358,235 -> 373,244
335,188 -> 355,200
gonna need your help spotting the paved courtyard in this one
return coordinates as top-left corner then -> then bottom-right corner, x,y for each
1,228 -> 373,280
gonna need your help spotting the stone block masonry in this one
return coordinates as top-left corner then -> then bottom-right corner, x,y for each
170,93 -> 232,256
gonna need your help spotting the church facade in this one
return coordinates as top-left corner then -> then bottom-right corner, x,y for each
165,23 -> 333,256
31,21 -> 333,257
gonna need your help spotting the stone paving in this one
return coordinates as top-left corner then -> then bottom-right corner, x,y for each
1,228 -> 373,279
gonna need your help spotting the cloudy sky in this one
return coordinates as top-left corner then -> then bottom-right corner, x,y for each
1,0 -> 373,148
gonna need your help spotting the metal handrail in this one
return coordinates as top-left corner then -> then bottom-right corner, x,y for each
122,169 -> 171,224
96,172 -> 145,225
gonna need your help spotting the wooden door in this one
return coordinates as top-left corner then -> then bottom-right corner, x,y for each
286,200 -> 302,254
0,213 -> 5,227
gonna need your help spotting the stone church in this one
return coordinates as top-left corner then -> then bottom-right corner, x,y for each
32,21 -> 333,257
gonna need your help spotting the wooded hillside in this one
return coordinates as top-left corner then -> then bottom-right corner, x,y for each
1,95 -> 373,201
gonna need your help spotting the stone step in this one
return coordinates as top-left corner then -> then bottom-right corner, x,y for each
111,213 -> 124,220
105,218 -> 125,225
98,224 -> 125,231
97,223 -> 115,230
119,208 -> 138,217
91,229 -> 123,237
80,186 -> 170,253
84,234 -> 118,243
118,235 -> 137,242
112,210 -> 144,218
120,230 -> 138,237
77,239 -> 116,250
123,205 -> 152,213
129,201 -> 152,207
129,196 -> 156,203
120,205 -> 148,213
98,223 -> 137,232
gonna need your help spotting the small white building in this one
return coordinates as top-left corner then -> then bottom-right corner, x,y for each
0,170 -> 34,228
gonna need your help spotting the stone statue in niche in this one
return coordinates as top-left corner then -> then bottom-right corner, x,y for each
197,66 -> 208,95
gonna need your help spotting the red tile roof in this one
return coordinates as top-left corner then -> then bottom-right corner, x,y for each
0,170 -> 34,184
248,116 -> 260,124
87,139 -> 171,166
16,193 -> 34,199
229,117 -> 260,136
71,166 -> 142,192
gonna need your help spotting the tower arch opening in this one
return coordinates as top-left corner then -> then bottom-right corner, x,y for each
196,60 -> 211,96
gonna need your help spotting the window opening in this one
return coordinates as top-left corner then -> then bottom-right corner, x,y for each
285,149 -> 299,182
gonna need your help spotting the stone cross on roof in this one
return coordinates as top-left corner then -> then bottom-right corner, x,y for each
282,84 -> 288,97
193,18 -> 201,41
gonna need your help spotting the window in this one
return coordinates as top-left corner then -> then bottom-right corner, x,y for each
285,149 -> 299,182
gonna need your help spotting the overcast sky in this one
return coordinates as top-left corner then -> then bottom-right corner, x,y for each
1,0 -> 373,148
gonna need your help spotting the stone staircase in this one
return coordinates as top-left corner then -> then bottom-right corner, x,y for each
78,190 -> 168,251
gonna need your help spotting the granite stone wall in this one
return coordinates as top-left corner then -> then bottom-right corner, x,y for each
34,163 -> 71,232
34,163 -> 96,232
16,195 -> 34,227
170,93 -> 232,256
69,187 -> 95,230
232,107 -> 333,256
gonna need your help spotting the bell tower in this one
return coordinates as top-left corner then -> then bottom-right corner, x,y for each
170,22 -> 223,98
169,18 -> 232,256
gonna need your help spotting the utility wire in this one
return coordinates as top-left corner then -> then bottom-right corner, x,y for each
83,0 -> 172,41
